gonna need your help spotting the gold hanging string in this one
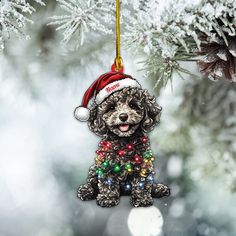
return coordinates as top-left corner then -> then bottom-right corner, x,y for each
114,0 -> 123,71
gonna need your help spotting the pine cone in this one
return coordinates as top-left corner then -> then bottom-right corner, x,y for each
198,36 -> 236,81
197,15 -> 236,83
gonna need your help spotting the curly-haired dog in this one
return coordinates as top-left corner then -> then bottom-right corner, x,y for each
74,72 -> 170,207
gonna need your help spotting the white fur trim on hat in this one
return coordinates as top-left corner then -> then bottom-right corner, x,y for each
95,78 -> 141,104
74,106 -> 90,122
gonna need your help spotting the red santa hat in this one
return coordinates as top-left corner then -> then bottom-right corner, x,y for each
74,71 -> 141,121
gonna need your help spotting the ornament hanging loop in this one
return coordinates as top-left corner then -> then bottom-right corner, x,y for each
114,0 -> 123,71
114,57 -> 123,71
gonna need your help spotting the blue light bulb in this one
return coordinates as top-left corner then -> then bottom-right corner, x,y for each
106,178 -> 113,185
138,181 -> 145,189
125,183 -> 131,191
147,174 -> 154,182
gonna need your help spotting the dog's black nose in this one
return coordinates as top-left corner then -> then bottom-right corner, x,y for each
119,113 -> 128,122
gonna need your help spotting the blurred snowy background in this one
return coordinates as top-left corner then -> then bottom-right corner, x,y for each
1,0 -> 236,236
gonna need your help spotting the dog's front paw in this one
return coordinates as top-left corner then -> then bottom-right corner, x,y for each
78,183 -> 96,201
131,196 -> 154,207
96,194 -> 120,207
151,183 -> 170,198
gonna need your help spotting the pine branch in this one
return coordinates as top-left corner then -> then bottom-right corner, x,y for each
0,0 -> 44,51
123,0 -> 236,86
48,0 -> 113,48
181,78 -> 236,190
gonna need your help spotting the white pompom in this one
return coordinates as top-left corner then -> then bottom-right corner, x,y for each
74,106 -> 90,121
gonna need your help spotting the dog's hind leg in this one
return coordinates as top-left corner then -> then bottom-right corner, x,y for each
78,183 -> 97,200
78,164 -> 98,201
151,183 -> 170,198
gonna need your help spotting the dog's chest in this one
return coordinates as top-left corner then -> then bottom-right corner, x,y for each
94,136 -> 156,179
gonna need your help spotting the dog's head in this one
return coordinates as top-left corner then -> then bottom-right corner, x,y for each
88,87 -> 161,138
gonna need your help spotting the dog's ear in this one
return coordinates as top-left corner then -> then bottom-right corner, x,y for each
141,89 -> 162,133
88,105 -> 108,137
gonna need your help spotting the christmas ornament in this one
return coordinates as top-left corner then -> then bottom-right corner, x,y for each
76,0 -> 170,207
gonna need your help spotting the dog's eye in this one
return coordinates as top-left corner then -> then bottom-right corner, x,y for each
106,104 -> 115,112
129,101 -> 139,109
